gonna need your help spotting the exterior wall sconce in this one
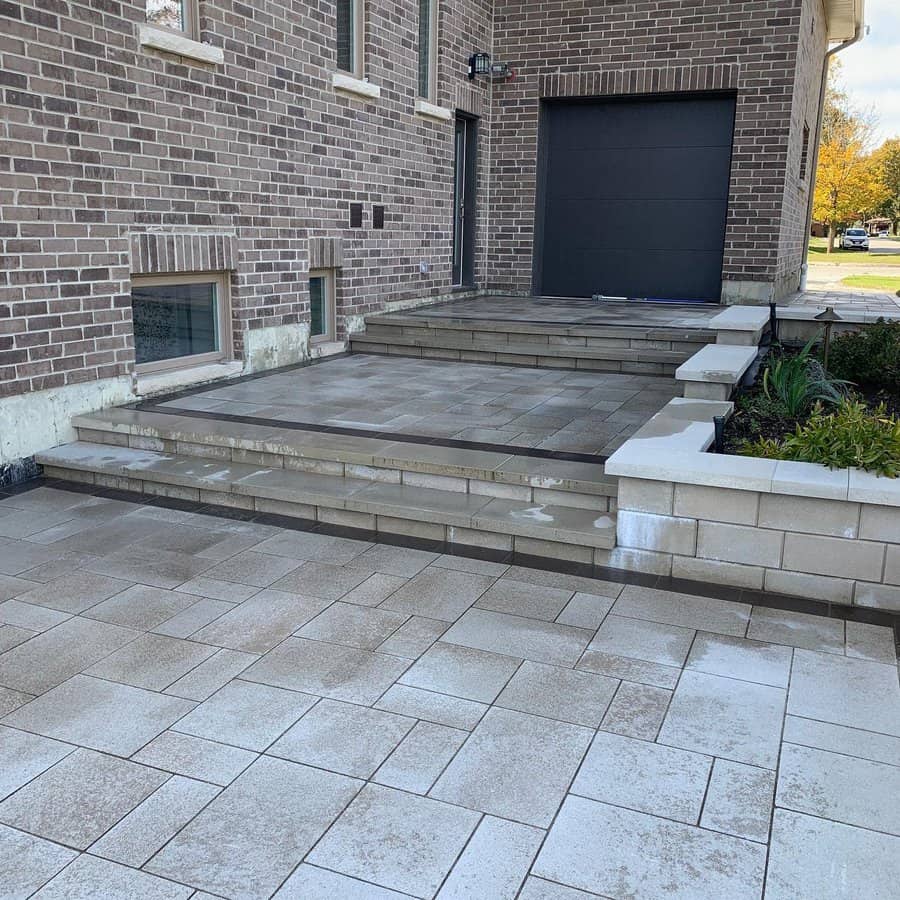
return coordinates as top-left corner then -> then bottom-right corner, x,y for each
468,52 -> 491,80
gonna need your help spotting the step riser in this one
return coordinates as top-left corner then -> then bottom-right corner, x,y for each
40,459 -> 615,561
76,426 -> 616,510
350,343 -> 680,376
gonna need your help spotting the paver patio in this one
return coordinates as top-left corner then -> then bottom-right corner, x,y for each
0,483 -> 898,898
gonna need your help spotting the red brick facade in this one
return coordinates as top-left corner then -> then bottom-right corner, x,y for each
1,0 -> 826,408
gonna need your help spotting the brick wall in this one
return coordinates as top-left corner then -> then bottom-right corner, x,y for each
0,0 -> 492,400
489,0 -> 817,301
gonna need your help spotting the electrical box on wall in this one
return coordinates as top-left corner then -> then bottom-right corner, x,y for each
373,205 -> 385,229
349,203 -> 363,228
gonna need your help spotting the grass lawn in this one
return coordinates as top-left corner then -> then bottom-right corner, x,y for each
840,274 -> 900,294
808,238 -> 900,265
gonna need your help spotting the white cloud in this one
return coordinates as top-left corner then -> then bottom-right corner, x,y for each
839,0 -> 900,143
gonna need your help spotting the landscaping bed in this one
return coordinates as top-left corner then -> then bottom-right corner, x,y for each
723,320 -> 900,477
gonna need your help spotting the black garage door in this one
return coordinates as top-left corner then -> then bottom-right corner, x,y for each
535,94 -> 736,302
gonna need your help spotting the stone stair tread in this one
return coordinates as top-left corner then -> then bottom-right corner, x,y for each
350,331 -> 692,363
37,442 -> 616,547
72,412 -> 616,494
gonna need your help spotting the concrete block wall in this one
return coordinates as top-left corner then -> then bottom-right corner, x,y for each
615,477 -> 900,611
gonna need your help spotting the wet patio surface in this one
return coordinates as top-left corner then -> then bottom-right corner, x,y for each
1,485 -> 898,899
150,355 -> 681,458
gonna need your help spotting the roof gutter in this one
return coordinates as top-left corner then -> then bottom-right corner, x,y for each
799,11 -> 865,290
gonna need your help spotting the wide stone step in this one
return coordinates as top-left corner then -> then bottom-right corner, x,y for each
36,442 -> 618,555
72,409 -> 617,501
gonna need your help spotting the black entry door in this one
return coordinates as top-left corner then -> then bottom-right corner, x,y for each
452,114 -> 477,287
535,94 -> 736,302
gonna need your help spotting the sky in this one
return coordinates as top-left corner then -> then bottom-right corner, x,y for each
840,0 -> 900,145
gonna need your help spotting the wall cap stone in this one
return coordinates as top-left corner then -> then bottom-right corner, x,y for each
675,344 -> 757,385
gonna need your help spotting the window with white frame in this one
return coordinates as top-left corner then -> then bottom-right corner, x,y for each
309,270 -> 336,343
418,0 -> 437,100
131,272 -> 231,372
146,0 -> 199,38
336,0 -> 364,77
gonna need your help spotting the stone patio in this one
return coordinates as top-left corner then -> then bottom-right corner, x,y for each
0,484 -> 898,899
150,354 -> 682,457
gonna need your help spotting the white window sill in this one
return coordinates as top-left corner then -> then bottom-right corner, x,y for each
138,24 -> 224,65
331,72 -> 381,100
414,99 -> 452,122
134,360 -> 243,399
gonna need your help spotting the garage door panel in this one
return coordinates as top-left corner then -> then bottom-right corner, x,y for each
549,147 -> 734,201
543,249 -> 726,301
546,200 -> 728,251
548,97 -> 736,150
538,94 -> 735,302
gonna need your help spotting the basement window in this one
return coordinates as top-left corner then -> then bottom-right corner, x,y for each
309,270 -> 337,343
131,273 -> 231,372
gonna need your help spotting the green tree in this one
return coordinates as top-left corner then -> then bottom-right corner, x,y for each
873,139 -> 900,235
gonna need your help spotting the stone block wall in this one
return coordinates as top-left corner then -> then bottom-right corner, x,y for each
615,477 -> 900,611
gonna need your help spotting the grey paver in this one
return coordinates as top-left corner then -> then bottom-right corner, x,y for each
381,567 -> 495,621
658,669 -> 785,768
475,577 -> 573,621
441,607 -> 592,667
555,591 -> 615,629
399,641 -> 520,703
85,546 -> 215,590
0,616 -> 139,694
0,725 -> 73,802
3,674 -> 195,757
268,699 -> 414,778
495,660 -> 617,727
296,601 -> 408,649
241,637 -> 409,704
147,757 -> 361,900
175,576 -> 260,603
612,584 -> 751,636
782,714 -> 900,767
164,648 -> 260,701
0,598 -> 70,632
700,758 -> 775,843
431,707 -> 593,827
517,878 -> 599,900
274,865 -> 409,899
0,623 -> 34,652
765,809 -> 900,900
534,796 -> 765,899
0,823 -> 76,899
577,649 -> 680,689
374,684 -> 487,731
254,530 -> 371,564
788,648 -> 900,736
435,815 -> 544,900
190,589 -> 330,653
308,783 -> 479,898
377,615 -> 447,658
373,721 -> 468,793
199,550 -> 301,588
776,742 -> 900,835
85,633 -> 218,690
600,681 -> 672,740
747,606 -> 845,653
589,614 -> 695,667
90,775 -> 220,867
0,748 -> 168,849
173,679 -> 317,751
845,620 -> 897,664
272,560 -> 372,599
686,632 -> 793,688
151,598 -> 238,639
35,853 -> 193,899
132,731 -> 256,786
0,685 -> 32,717
13,572 -> 132,614
85,584 -> 201,630
572,730 -> 711,824
342,572 -> 409,607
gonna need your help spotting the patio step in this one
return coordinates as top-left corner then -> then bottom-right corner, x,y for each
71,409 -> 617,504
35,442 -> 618,558
351,314 -> 714,375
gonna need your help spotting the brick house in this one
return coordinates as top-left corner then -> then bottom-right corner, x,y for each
0,0 -> 864,469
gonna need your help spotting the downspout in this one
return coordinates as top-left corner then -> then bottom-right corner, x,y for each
799,10 -> 865,290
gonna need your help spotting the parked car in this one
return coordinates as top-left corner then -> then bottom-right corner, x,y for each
841,228 -> 869,250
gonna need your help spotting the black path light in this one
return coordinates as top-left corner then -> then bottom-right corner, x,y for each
814,306 -> 842,371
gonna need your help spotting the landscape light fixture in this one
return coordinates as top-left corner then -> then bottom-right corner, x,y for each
468,52 -> 491,80
814,306 -> 842,370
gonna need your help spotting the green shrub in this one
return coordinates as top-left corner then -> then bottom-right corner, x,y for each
827,319 -> 900,391
740,399 -> 900,477
761,338 -> 849,417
